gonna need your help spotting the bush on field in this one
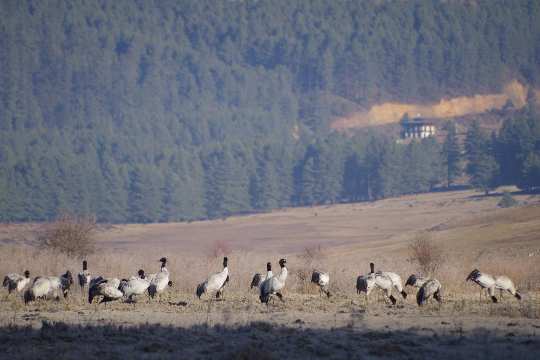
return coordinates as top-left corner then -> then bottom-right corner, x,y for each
209,239 -> 231,259
407,232 -> 444,276
498,191 -> 518,208
37,213 -> 97,257
295,245 -> 325,293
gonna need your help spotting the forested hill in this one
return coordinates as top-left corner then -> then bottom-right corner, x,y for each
1,0 -> 540,223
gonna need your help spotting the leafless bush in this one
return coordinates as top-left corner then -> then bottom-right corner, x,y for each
208,239 -> 231,259
295,245 -> 325,294
407,232 -> 444,276
299,244 -> 324,266
37,213 -> 97,258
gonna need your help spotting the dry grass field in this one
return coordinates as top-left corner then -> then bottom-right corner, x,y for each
1,189 -> 540,359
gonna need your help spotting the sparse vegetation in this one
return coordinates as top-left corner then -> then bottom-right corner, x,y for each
36,213 -> 97,257
294,245 -> 326,294
498,192 -> 519,208
209,239 -> 231,259
407,233 -> 444,277
0,190 -> 539,359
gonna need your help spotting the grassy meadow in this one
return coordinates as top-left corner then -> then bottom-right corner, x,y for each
1,189 -> 539,359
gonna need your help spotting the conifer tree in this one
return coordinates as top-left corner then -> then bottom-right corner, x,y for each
300,155 -> 319,206
442,121 -> 462,187
465,122 -> 499,194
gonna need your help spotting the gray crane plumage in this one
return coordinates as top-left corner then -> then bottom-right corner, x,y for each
196,257 -> 229,299
3,270 -> 31,294
260,259 -> 287,304
416,279 -> 442,306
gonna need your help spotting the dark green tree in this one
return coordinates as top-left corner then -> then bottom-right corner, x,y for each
465,122 -> 499,194
342,152 -> 367,202
204,146 -> 251,218
128,167 -> 161,223
496,116 -> 536,186
299,152 -> 319,206
442,121 -> 462,187
364,134 -> 388,200
251,146 -> 280,210
522,153 -> 540,190
379,142 -> 405,198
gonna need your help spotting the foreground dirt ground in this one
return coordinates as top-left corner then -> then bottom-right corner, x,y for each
1,298 -> 539,359
1,289 -> 539,359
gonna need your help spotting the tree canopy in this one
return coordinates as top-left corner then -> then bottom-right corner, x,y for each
0,1 -> 539,222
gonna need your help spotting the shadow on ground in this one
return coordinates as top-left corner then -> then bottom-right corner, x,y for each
0,320 -> 539,359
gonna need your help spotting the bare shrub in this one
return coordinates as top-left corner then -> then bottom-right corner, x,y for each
37,213 -> 97,257
294,245 -> 325,294
498,191 -> 519,208
300,244 -> 324,266
208,239 -> 231,259
407,232 -> 444,276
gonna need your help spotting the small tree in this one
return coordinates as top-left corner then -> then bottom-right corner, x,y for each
498,191 -> 518,208
209,239 -> 231,259
295,245 -> 325,293
407,233 -> 444,276
469,153 -> 499,194
522,152 -> 540,190
465,122 -> 499,194
442,121 -> 462,187
37,213 -> 97,257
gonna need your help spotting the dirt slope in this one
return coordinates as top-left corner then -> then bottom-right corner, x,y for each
331,80 -> 529,130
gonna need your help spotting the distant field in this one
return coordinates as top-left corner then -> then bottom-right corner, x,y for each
1,189 -> 540,359
93,189 -> 540,255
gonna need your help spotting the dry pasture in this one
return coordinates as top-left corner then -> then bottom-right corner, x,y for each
1,189 -> 540,359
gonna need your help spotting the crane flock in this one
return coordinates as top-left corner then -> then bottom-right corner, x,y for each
2,257 -> 523,308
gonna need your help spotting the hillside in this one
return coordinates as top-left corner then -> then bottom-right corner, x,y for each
331,80 -> 531,130
1,1 -> 540,222
3,189 -> 539,259
98,190 -> 540,260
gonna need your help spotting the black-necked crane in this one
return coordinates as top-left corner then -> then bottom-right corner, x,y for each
88,277 -> 123,304
357,263 -> 405,305
196,257 -> 229,299
148,257 -> 173,300
311,270 -> 331,298
119,269 -> 150,303
466,269 -> 522,303
24,271 -> 74,304
405,274 -> 428,289
77,260 -> 91,293
250,262 -> 273,289
416,279 -> 443,306
3,270 -> 31,295
260,258 -> 288,306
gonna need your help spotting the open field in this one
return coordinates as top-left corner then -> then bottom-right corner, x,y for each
1,189 -> 540,358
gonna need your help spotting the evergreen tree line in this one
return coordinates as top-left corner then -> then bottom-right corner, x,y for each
1,110 -> 538,223
465,113 -> 540,194
0,125 -> 447,222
